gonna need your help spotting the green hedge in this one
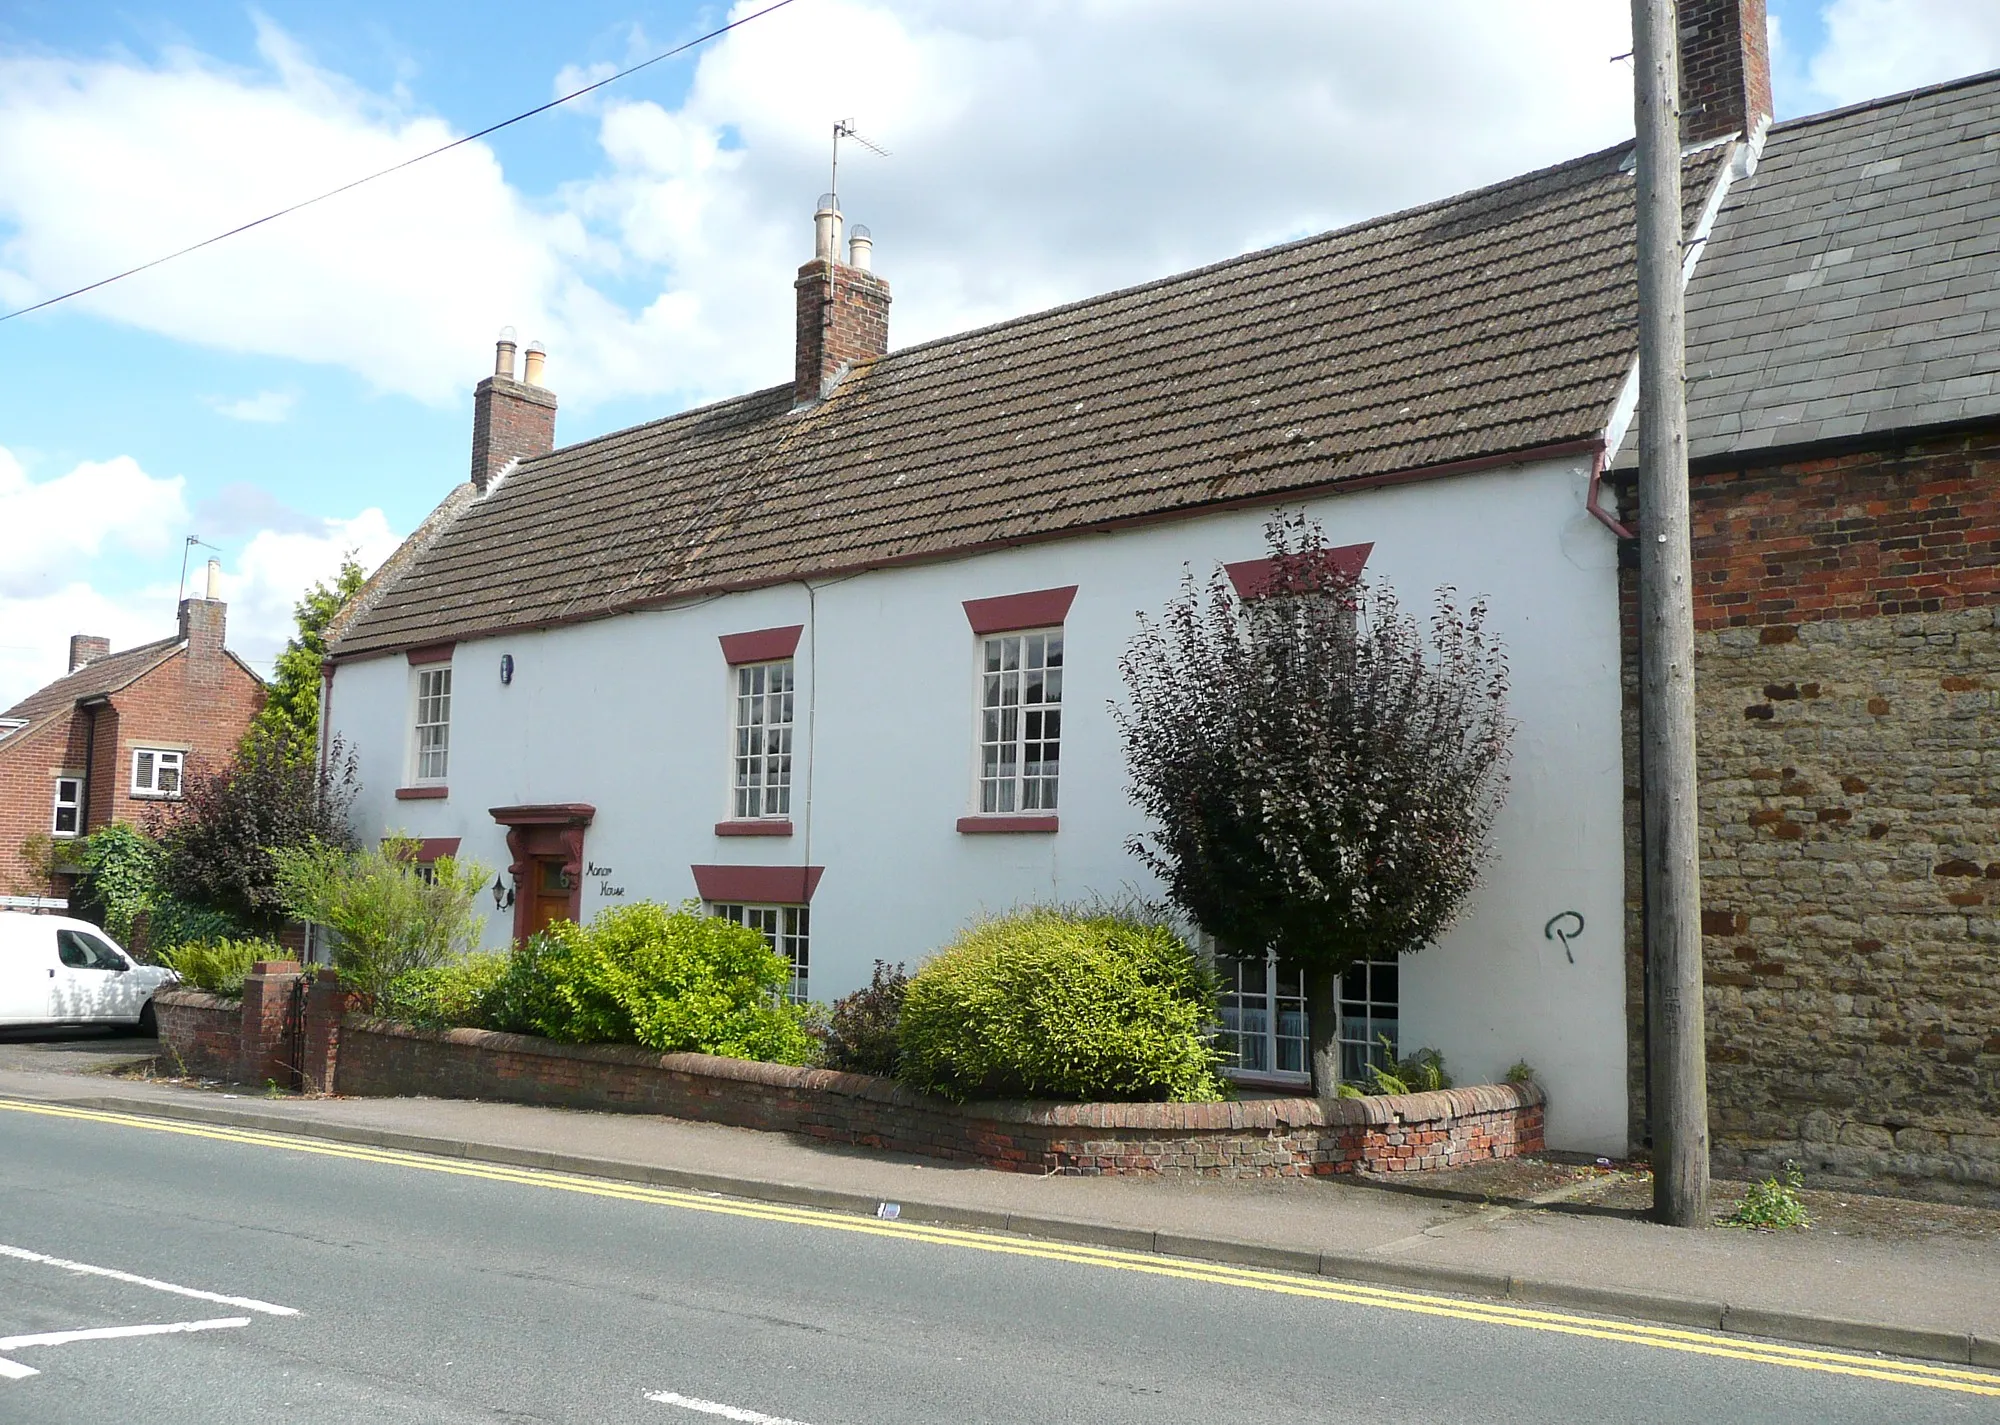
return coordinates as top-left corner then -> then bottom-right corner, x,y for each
376,954 -> 510,1029
484,901 -> 814,1064
897,907 -> 1225,1103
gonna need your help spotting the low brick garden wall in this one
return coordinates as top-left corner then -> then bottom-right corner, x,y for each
331,1016 -> 1544,1178
153,991 -> 241,1079
153,979 -> 1544,1177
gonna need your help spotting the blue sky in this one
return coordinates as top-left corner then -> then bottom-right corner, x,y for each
1,0 -> 1995,704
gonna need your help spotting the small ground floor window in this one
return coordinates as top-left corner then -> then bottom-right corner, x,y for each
712,902 -> 809,1002
1214,953 -> 1399,1086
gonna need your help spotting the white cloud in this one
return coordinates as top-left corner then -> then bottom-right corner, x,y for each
0,444 -> 402,708
1791,0 -> 2000,110
215,507 -> 403,674
11,3 -> 1987,428
0,445 -> 188,599
0,3 -> 1641,415
207,390 -> 297,423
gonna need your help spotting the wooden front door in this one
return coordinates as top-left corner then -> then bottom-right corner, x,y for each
528,858 -> 576,936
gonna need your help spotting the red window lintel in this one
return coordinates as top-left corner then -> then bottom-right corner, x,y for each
691,864 -> 824,905
962,585 -> 1078,636
719,625 -> 804,665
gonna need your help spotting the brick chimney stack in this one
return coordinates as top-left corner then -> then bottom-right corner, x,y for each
470,327 -> 557,493
178,559 -> 228,689
68,635 -> 110,673
1679,0 -> 1773,145
794,195 -> 890,408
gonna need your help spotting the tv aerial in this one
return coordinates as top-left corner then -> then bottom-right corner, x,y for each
829,119 -> 890,211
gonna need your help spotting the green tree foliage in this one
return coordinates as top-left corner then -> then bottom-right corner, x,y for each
245,557 -> 366,763
146,736 -> 359,933
1116,513 -> 1514,1095
68,823 -> 162,945
484,901 -> 814,1064
896,906 -> 1225,1104
270,839 -> 489,995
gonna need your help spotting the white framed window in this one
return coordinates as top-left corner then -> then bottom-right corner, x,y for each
52,776 -> 83,836
1213,952 -> 1399,1087
1337,957 -> 1400,1082
130,748 -> 184,798
412,665 -> 452,783
1216,955 -> 1310,1082
711,902 -> 809,1002
976,629 -> 1062,813
0,718 -> 26,745
731,660 -> 794,819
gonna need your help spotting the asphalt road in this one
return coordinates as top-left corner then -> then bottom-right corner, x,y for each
1,1100 -> 1995,1424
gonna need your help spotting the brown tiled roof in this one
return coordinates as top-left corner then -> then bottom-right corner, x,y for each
334,141 -> 1732,660
2,638 -> 182,726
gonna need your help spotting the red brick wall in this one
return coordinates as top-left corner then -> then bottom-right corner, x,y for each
0,718 -> 76,893
154,993 -> 243,1078
326,1019 -> 1543,1178
98,649 -> 264,833
1689,428 -> 2000,630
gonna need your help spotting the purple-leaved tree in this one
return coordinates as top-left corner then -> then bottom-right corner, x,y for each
1116,514 -> 1514,1096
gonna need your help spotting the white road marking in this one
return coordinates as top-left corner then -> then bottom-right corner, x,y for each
0,1316 -> 250,1380
0,1243 -> 298,1316
0,1317 -> 251,1349
646,1390 -> 818,1424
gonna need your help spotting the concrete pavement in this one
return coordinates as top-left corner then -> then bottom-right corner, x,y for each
0,1048 -> 1993,1369
3,1100 -> 1994,1423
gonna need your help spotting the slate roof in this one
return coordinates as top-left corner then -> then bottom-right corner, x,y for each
1676,67 -> 2000,462
0,637 -> 184,749
334,142 -> 1731,660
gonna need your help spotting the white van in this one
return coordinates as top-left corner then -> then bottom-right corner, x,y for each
0,912 -> 178,1034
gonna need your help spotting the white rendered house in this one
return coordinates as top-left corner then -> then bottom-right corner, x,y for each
325,128 -> 1758,1155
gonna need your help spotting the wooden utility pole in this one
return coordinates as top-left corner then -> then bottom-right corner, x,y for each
1631,0 -> 1711,1228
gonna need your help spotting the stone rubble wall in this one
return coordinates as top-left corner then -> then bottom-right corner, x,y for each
1619,426 -> 2000,1203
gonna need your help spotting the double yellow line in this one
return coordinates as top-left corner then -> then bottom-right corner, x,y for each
5,1096 -> 1996,1399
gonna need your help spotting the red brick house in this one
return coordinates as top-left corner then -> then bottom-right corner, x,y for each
0,568 -> 265,903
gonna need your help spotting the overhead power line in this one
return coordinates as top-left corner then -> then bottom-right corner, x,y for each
0,0 -> 800,325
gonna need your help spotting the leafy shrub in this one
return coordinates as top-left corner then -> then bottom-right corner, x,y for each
897,907 -> 1225,1103
70,823 -> 163,947
1360,1038 -> 1452,1096
376,954 -> 510,1029
145,897 -> 252,959
486,901 -> 814,1064
824,961 -> 908,1077
1724,1163 -> 1811,1231
1505,1059 -> 1537,1086
162,939 -> 294,998
270,840 -> 489,995
146,735 -> 360,933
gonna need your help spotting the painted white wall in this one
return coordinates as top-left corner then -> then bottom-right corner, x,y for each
330,454 -> 1630,1152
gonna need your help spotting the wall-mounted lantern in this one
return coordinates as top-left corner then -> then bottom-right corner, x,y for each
491,874 -> 515,911
500,653 -> 515,686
